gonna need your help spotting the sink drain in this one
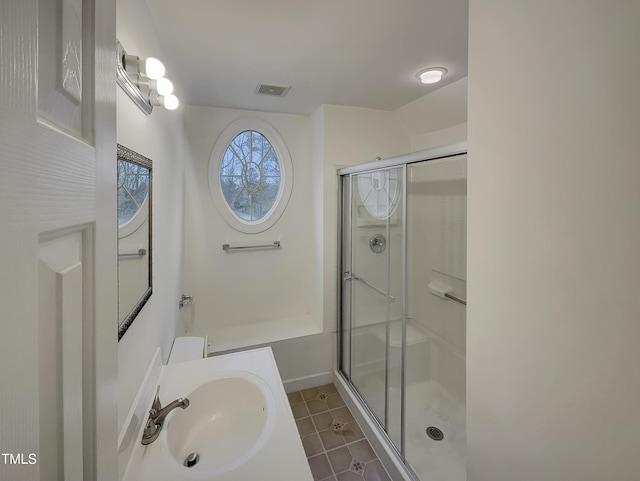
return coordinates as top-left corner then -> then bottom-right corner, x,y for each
426,426 -> 444,441
184,452 -> 200,468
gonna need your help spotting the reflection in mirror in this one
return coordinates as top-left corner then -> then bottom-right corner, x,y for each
117,144 -> 152,341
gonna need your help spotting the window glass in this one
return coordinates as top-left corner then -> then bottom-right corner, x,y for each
118,159 -> 150,226
220,130 -> 281,222
209,118 -> 293,234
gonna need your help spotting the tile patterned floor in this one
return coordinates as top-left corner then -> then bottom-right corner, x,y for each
288,384 -> 392,481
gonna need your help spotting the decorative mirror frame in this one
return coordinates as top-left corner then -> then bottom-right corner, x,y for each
117,144 -> 152,341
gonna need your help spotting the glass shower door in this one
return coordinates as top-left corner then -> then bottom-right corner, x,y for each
339,149 -> 468,481
404,157 -> 467,480
341,167 -> 405,449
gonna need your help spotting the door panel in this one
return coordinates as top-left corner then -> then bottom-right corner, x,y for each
38,0 -> 88,138
38,230 -> 88,481
344,167 -> 404,443
0,1 -> 117,480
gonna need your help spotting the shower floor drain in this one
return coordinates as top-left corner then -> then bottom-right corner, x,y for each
426,426 -> 444,441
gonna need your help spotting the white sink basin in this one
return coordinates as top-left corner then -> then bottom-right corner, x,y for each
162,371 -> 276,477
122,349 -> 313,481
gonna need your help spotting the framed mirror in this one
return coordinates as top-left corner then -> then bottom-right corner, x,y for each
117,144 -> 152,341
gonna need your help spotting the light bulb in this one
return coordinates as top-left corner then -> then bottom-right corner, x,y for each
163,94 -> 179,110
420,71 -> 442,84
155,78 -> 174,96
417,67 -> 447,84
142,57 -> 165,80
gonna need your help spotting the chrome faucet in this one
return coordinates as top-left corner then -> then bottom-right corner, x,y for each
141,388 -> 190,445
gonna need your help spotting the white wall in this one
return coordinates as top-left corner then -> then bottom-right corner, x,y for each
179,85 -> 469,383
182,106 -> 321,354
321,104 -> 410,376
397,77 -> 468,151
409,122 -> 468,153
321,104 -> 409,165
467,2 -> 640,480
181,103 -> 412,381
116,0 -> 185,433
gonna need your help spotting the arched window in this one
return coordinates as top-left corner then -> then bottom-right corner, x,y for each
209,118 -> 293,233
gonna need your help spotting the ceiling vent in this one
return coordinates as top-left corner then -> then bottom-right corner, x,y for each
255,83 -> 291,97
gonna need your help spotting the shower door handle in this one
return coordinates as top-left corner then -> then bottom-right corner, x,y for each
344,272 -> 395,302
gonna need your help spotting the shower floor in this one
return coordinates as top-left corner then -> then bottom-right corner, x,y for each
351,371 -> 466,481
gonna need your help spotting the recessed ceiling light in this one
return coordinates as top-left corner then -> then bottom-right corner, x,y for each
417,67 -> 448,84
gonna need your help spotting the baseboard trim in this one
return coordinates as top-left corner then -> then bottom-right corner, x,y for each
282,371 -> 333,393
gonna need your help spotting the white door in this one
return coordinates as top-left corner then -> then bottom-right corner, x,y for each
0,1 -> 117,480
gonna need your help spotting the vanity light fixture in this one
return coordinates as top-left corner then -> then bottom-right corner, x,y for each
416,67 -> 448,84
116,40 -> 179,114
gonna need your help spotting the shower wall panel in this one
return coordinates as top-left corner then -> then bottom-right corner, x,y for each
407,157 -> 467,353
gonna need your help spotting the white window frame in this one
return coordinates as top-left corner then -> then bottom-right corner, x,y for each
208,118 -> 294,233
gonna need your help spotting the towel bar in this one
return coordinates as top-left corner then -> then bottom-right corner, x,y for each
222,241 -> 281,252
118,248 -> 147,259
444,293 -> 467,305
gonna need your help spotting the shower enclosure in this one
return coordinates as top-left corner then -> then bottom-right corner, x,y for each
338,144 -> 467,481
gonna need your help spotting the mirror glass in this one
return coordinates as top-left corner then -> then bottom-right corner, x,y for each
117,144 -> 152,341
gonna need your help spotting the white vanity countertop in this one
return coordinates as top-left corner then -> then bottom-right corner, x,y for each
122,347 -> 313,481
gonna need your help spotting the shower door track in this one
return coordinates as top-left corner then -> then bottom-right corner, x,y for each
337,141 -> 467,176
336,370 -> 422,481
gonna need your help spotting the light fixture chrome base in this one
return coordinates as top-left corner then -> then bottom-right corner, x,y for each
116,40 -> 153,115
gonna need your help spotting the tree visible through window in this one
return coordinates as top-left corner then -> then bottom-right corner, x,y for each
118,159 -> 149,226
220,130 -> 281,222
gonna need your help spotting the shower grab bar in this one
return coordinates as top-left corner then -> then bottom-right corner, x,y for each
222,241 -> 281,252
343,272 -> 396,302
118,248 -> 147,259
444,293 -> 467,306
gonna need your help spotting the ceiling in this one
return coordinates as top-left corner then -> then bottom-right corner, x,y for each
145,0 -> 469,114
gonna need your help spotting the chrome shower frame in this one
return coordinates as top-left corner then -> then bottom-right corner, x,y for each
336,141 -> 467,481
